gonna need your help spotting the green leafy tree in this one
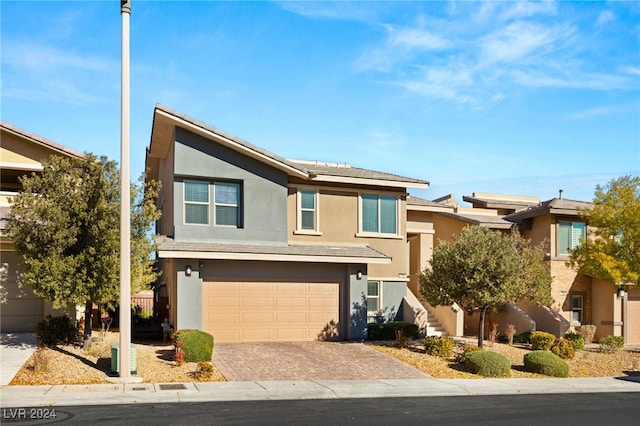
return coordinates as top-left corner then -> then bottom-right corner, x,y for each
570,175 -> 640,287
7,154 -> 161,344
419,226 -> 552,348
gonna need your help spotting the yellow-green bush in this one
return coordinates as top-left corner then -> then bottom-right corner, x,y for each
174,329 -> 214,362
530,331 -> 556,351
424,336 -> 454,357
462,350 -> 511,377
524,351 -> 569,377
551,338 -> 575,360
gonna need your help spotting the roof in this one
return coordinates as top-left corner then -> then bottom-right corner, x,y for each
505,198 -> 593,221
406,195 -> 454,212
0,121 -> 85,159
147,105 -> 428,189
462,192 -> 539,211
155,236 -> 392,264
437,211 -> 515,229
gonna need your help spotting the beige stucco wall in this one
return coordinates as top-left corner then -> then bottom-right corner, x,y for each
286,185 -> 409,280
591,278 -> 619,340
549,261 -> 592,325
0,131 -> 58,166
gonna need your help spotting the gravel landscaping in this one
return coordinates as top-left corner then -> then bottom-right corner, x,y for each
8,333 -> 640,385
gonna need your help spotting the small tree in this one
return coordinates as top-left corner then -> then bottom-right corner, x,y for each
569,175 -> 640,288
7,154 -> 161,345
419,226 -> 551,348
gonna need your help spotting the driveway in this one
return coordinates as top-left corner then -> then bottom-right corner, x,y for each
0,333 -> 38,385
213,341 -> 430,381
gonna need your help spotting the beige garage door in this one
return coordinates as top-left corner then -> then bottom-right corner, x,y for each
0,251 -> 44,333
203,281 -> 339,343
627,290 -> 640,344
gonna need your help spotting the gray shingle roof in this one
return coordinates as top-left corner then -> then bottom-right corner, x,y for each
505,198 -> 593,221
290,161 -> 429,187
155,236 -> 391,264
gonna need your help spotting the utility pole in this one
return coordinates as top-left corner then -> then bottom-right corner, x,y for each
119,0 -> 132,380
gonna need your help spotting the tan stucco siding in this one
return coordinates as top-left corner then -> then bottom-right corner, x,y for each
0,132 -> 58,165
432,215 -> 466,246
549,261 -> 592,326
591,278 -> 618,340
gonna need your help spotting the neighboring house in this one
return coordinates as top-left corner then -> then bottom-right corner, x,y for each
145,105 -> 429,343
506,196 -> 640,344
0,122 -> 84,332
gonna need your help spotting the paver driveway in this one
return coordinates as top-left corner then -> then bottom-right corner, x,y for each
213,341 -> 431,381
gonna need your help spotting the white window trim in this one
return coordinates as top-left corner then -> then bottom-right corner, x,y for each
294,188 -> 322,236
367,280 -> 382,316
557,221 -> 586,256
183,180 -> 210,226
356,193 -> 401,239
213,182 -> 240,228
570,293 -> 584,326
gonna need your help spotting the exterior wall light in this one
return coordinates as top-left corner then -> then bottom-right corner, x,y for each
356,270 -> 363,280
185,266 -> 192,277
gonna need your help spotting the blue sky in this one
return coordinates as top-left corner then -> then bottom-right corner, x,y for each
2,1 -> 639,204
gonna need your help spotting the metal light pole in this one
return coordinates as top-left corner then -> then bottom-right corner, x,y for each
119,0 -> 132,379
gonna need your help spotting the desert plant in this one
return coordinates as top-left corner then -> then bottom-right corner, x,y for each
393,327 -> 410,348
563,332 -> 585,350
31,348 -> 51,373
456,343 -> 483,362
598,335 -> 625,353
174,340 -> 185,366
530,331 -> 556,351
575,325 -> 597,345
424,336 -> 454,357
35,315 -> 78,347
462,350 -> 511,377
175,329 -> 214,362
193,361 -> 214,380
513,330 -> 533,344
551,338 -> 576,360
488,323 -> 499,344
524,350 -> 569,377
367,322 -> 419,341
506,324 -> 516,346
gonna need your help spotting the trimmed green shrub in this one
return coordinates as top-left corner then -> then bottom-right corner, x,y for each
563,332 -> 584,350
513,330 -> 533,344
575,325 -> 596,345
524,350 -> 569,377
35,315 -> 78,347
598,335 -> 625,353
367,322 -> 419,341
456,343 -> 482,362
424,336 -> 454,357
462,350 -> 511,377
551,338 -> 575,360
175,329 -> 214,362
530,331 -> 556,351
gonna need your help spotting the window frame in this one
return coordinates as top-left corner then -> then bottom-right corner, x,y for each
183,180 -> 210,226
570,293 -> 585,325
357,193 -> 400,238
367,280 -> 381,315
213,182 -> 240,227
557,221 -> 586,255
295,188 -> 322,235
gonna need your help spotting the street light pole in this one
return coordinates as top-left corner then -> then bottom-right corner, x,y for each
119,0 -> 132,379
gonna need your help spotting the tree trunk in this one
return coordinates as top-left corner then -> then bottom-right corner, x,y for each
83,301 -> 93,349
477,306 -> 489,348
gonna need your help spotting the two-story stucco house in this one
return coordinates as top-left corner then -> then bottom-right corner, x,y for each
0,122 -> 83,332
145,105 -> 429,343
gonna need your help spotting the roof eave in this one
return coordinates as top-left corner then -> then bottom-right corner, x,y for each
156,249 -> 391,264
311,174 -> 429,189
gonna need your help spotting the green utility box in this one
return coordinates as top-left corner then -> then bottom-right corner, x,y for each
111,344 -> 138,374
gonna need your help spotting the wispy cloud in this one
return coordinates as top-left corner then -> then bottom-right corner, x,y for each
596,10 -> 616,27
565,105 -> 624,120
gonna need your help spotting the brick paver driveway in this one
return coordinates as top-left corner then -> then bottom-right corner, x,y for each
213,341 -> 430,381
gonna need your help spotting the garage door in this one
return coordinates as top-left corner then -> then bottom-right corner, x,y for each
0,251 -> 44,333
203,281 -> 339,343
628,289 -> 640,344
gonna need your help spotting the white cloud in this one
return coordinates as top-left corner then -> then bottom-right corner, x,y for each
498,1 -> 558,22
596,10 -> 616,27
386,26 -> 450,51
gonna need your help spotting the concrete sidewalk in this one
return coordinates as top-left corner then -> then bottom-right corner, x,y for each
0,333 -> 38,386
1,376 -> 639,408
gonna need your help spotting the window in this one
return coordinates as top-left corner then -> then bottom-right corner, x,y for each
367,281 -> 380,314
184,181 -> 209,225
214,182 -> 240,227
361,195 -> 397,235
297,189 -> 319,232
558,222 -> 585,255
571,294 -> 584,324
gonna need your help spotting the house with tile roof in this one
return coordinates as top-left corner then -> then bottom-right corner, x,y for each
0,122 -> 84,332
145,104 -> 429,342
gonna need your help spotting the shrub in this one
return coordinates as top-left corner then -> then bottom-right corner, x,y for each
598,335 -> 625,354
563,332 -> 584,350
530,331 -> 556,351
462,350 -> 511,377
193,362 -> 214,380
505,324 -> 517,346
367,322 -> 419,341
175,329 -> 214,362
575,325 -> 597,345
513,330 -> 533,344
424,336 -> 454,358
524,351 -> 569,377
31,348 -> 51,373
551,338 -> 575,360
35,315 -> 78,347
456,343 -> 482,362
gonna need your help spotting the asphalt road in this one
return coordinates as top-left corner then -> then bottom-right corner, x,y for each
2,393 -> 637,425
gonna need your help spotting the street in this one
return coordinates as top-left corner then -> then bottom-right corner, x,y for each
4,392 -> 637,425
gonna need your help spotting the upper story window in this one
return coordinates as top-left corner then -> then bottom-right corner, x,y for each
360,194 -> 398,235
184,180 -> 241,227
214,182 -> 240,227
558,221 -> 585,255
296,189 -> 320,234
184,180 -> 209,225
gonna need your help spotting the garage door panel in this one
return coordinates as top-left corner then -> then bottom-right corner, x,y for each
628,291 -> 640,344
203,281 -> 339,343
